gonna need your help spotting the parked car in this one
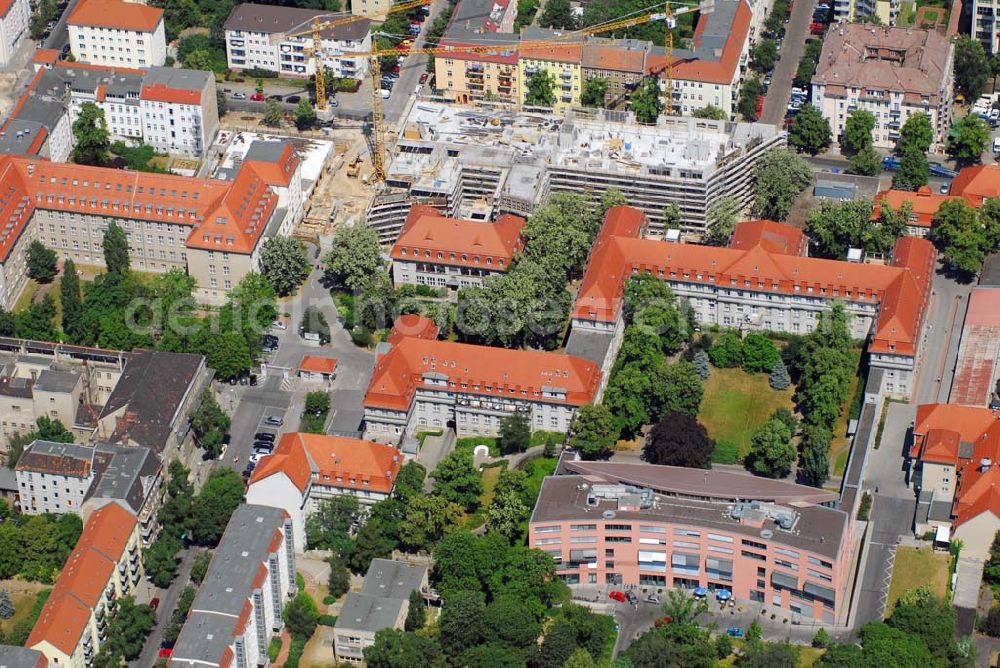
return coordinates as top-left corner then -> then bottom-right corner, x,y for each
609,591 -> 627,602
727,627 -> 745,637
255,431 -> 276,443
645,594 -> 660,604
264,415 -> 284,426
253,445 -> 273,456
419,72 -> 429,84
653,615 -> 674,628
250,92 -> 265,101
883,156 -> 901,171
929,162 -> 957,178
159,648 -> 173,658
150,598 -> 160,611
625,591 -> 638,605
233,92 -> 247,100
286,95 -> 301,103
380,89 -> 391,99
941,181 -> 951,194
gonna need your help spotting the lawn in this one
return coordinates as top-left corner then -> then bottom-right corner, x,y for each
885,547 -> 950,615
717,640 -> 824,666
897,0 -> 915,25
465,463 -> 505,529
456,436 -> 500,457
698,367 -> 795,458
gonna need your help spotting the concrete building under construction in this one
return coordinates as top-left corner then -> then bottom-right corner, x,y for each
366,103 -> 785,244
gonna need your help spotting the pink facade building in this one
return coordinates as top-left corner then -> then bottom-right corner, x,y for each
529,461 -> 853,624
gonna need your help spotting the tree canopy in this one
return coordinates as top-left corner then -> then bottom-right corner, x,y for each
788,104 -> 832,155
525,70 -> 557,107
753,148 -> 813,221
955,36 -> 990,102
842,109 -> 876,155
324,221 -> 383,291
26,241 -> 57,284
747,417 -> 796,478
72,102 -> 110,166
947,114 -> 991,163
259,235 -> 310,296
569,404 -> 619,459
643,411 -> 714,468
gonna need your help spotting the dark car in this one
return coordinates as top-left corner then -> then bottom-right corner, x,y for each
150,597 -> 160,611
286,95 -> 301,103
268,94 -> 283,101
255,432 -> 276,443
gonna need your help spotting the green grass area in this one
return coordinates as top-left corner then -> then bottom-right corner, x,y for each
885,547 -> 950,615
530,431 -> 565,447
717,639 -> 825,666
698,367 -> 795,458
834,447 -> 850,477
416,430 -> 444,448
13,280 -> 39,312
520,456 -> 558,503
466,463 -> 506,529
898,0 -> 915,25
456,436 -> 500,457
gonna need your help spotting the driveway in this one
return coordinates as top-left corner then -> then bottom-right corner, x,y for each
760,0 -> 812,125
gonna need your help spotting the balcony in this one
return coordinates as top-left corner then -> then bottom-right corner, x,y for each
560,70 -> 572,80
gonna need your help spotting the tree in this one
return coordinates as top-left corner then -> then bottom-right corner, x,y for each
947,114 -> 991,163
439,590 -> 486,656
705,195 -> 741,245
398,494 -> 464,551
327,554 -> 350,599
204,330 -> 252,381
750,38 -> 778,72
806,198 -> 902,259
930,197 -> 988,276
145,534 -> 182,587
692,105 -> 727,120
599,187 -> 627,213
753,148 -> 813,221
747,418 -> 796,478
0,589 -> 13,620
525,70 -> 557,106
431,451 -> 483,510
849,145 -> 883,176
364,629 -> 445,668
630,78 -> 663,124
887,587 -> 961,663
71,102 -> 110,166
60,258 -> 82,337
263,99 -> 283,127
648,361 -> 704,419
644,411 -> 714,468
954,36 -> 990,103
190,550 -> 211,584
709,330 -> 743,368
746,620 -> 763,643
788,104 -> 832,155
815,643 -> 864,667
103,597 -> 155,660
898,112 -> 934,154
259,235 -> 310,296
662,202 -> 681,230
190,390 -> 230,459
102,222 -> 130,275
283,591 -> 319,639
216,88 -> 227,116
581,77 -> 608,107
563,648 -> 597,668
842,109 -> 876,154
15,295 -> 57,341
402,589 -> 426,632
394,460 -> 426,500
858,621 -> 932,667
306,494 -> 361,552
26,241 -> 57,283
798,425 -> 831,487
893,144 -> 930,191
569,404 -> 619,459
813,627 -> 830,648
741,333 -> 780,373
740,642 -> 799,668
738,77 -> 765,121
693,350 -> 710,379
189,469 -> 244,546
294,98 -> 317,130
324,221 -> 383,291
538,0 -> 575,28
497,412 -> 530,455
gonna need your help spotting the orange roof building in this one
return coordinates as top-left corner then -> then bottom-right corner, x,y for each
298,355 -> 338,378
571,206 -> 935,401
67,0 -> 166,69
910,403 -> 1000,559
871,186 -> 960,236
391,206 -> 526,289
246,433 -> 403,550
27,504 -> 140,666
363,318 -> 602,444
950,164 -> 1000,207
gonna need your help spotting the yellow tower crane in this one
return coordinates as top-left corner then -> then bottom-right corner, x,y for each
363,1 -> 710,183
280,0 -> 429,112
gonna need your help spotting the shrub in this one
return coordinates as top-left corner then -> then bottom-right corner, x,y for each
857,491 -> 872,521
351,326 -> 373,348
812,627 -> 829,648
284,636 -> 306,668
712,440 -> 740,464
318,614 -> 338,627
267,637 -> 282,663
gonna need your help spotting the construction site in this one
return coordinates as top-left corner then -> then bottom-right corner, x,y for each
364,102 -> 785,243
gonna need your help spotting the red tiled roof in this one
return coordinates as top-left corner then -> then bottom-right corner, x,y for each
27,504 -> 136,656
140,83 -> 200,106
581,43 -> 647,73
729,220 -> 807,256
871,187 -> 959,229
573,207 -> 935,357
364,325 -> 602,412
32,49 -> 61,65
68,0 -> 163,31
950,164 -> 1000,206
391,206 -> 526,270
520,43 -> 582,64
299,355 -> 337,374
645,0 -> 751,85
244,143 -> 299,187
249,433 -> 402,495
387,314 -> 440,344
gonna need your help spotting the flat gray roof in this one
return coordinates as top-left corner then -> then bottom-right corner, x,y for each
565,329 -> 614,368
245,140 -> 288,164
0,120 -> 47,157
143,67 -> 212,92
172,505 -> 288,665
89,444 -> 158,513
335,593 -> 405,634
223,3 -> 371,40
0,645 -> 45,666
34,369 -> 80,394
359,559 -> 427,600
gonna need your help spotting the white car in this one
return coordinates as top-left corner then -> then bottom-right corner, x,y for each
271,320 -> 287,330
990,109 -> 999,122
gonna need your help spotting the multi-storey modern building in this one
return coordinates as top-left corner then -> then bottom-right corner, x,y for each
170,505 -> 296,668
0,146 -> 304,306
16,440 -> 162,543
67,0 -> 166,69
223,4 -> 372,79
0,0 -> 30,68
334,560 -> 429,662
7,61 -> 220,158
811,24 -> 954,151
973,0 -> 1000,55
529,461 -> 852,624
363,317 -> 601,442
908,403 -> 1000,559
352,0 -> 391,17
390,205 -> 525,289
519,34 -> 583,112
368,102 -> 784,243
247,432 -> 402,551
27,504 -> 142,668
569,208 -> 935,400
831,0 -> 898,24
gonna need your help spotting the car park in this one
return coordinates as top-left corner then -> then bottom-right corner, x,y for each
609,591 -> 626,602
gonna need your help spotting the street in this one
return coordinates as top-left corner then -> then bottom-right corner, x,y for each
133,548 -> 203,668
760,0 -> 810,126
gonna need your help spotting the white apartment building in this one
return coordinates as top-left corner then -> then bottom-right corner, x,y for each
67,0 -> 166,69
16,442 -> 96,515
139,68 -> 220,157
974,0 -> 1000,55
170,505 -> 296,668
811,24 -> 954,150
352,0 -> 391,17
0,0 -> 30,68
246,433 -> 402,552
224,4 -> 372,79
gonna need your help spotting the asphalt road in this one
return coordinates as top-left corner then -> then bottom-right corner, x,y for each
760,0 -> 811,126
42,0 -> 78,51
133,547 -> 202,668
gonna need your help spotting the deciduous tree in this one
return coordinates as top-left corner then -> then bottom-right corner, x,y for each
753,148 -> 813,221
72,102 -> 110,166
747,418 -> 796,478
798,425 -> 830,487
26,241 -> 57,283
692,105 -> 727,120
893,144 -> 930,191
569,404 -> 619,458
898,112 -> 934,154
190,469 -> 244,546
849,145 -> 883,176
750,38 -> 778,72
705,195 -> 741,245
324,221 -> 383,291
405,589 -> 426,631
630,78 -> 663,124
259,235 -> 310,296
294,98 -> 317,130
102,221 -> 130,275
709,330 -> 743,368
947,114 -> 991,163
431,451 -> 483,511
643,411 -> 714,468
525,70 -> 557,106
842,109 -> 876,154
788,104 -> 832,155
581,77 -> 608,107
538,0 -> 575,28
498,412 -> 530,455
263,99 -> 283,127
931,197 -> 988,276
741,333 -> 780,373
738,76 -> 765,121
398,494 -> 463,551
955,36 -> 990,103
